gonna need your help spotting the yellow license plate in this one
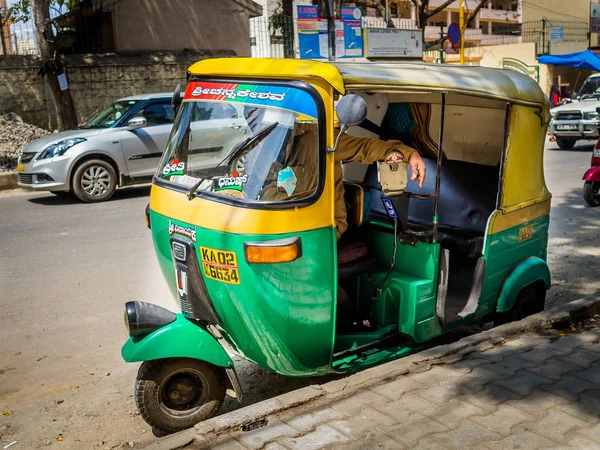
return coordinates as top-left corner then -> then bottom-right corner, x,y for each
17,164 -> 24,172
199,247 -> 240,284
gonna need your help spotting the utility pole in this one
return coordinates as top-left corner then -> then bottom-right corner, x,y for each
459,0 -> 465,64
439,23 -> 445,63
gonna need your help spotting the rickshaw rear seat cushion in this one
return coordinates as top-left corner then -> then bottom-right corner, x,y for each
337,239 -> 369,265
364,157 -> 498,235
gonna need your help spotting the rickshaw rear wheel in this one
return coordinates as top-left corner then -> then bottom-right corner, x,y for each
494,284 -> 546,327
135,358 -> 226,434
583,181 -> 600,207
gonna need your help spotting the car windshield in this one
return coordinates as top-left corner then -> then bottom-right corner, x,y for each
78,100 -> 140,129
578,77 -> 600,99
157,82 -> 320,204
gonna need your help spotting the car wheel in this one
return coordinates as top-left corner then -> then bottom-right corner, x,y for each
72,159 -> 117,203
556,138 -> 576,150
583,181 -> 600,207
135,358 -> 226,434
494,285 -> 546,327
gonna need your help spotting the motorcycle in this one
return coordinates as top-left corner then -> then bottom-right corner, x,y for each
583,139 -> 600,207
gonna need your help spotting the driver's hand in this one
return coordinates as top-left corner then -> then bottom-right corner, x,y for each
409,152 -> 426,188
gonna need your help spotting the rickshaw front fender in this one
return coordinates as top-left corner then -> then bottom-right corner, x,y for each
496,257 -> 551,313
121,314 -> 233,367
583,166 -> 600,181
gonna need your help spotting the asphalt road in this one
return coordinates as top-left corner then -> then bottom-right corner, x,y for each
0,139 -> 598,448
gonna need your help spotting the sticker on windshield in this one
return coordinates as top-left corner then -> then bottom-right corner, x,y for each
183,82 -> 318,119
162,158 -> 185,177
215,171 -> 248,192
277,166 -> 297,197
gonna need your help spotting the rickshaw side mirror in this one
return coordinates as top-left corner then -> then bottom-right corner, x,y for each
330,94 -> 368,153
172,84 -> 182,112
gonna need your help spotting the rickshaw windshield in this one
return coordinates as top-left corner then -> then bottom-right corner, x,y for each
157,81 -> 321,204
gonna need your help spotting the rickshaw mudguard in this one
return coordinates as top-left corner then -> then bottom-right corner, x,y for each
496,257 -> 551,313
583,166 -> 600,181
121,314 -> 233,367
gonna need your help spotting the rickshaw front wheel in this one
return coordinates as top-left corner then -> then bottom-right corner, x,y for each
135,358 -> 226,434
494,284 -> 546,327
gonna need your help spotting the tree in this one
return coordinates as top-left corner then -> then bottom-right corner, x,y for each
31,0 -> 78,130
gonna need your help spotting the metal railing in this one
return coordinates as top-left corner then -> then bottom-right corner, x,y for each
1,21 -> 38,55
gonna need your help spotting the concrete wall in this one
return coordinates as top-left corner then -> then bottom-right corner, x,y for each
0,51 -> 233,130
111,0 -> 258,56
522,0 -> 589,23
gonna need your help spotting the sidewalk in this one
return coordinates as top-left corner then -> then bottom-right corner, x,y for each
148,295 -> 600,450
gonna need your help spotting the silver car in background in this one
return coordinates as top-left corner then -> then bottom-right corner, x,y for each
17,93 -> 249,202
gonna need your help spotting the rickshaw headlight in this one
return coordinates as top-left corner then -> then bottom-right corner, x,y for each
584,111 -> 599,120
244,238 -> 302,264
124,301 -> 176,337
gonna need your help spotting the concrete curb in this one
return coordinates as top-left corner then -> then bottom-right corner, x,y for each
0,172 -> 18,191
143,292 -> 600,450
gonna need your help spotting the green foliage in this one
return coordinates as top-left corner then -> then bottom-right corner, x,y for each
7,0 -> 80,24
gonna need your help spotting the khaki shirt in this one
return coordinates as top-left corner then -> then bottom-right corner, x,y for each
335,134 -> 415,239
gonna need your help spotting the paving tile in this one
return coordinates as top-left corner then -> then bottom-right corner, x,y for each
504,336 -> 552,350
541,374 -> 598,401
407,366 -> 463,386
237,419 -> 299,449
578,389 -> 600,418
374,392 -> 439,421
493,371 -> 553,396
443,358 -> 489,374
505,390 -> 569,417
413,379 -> 475,406
329,430 -> 406,450
263,444 -> 289,450
459,384 -> 521,411
576,331 -> 600,344
485,427 -> 557,449
544,336 -> 586,354
571,367 -> 600,384
525,359 -> 581,381
521,410 -> 590,443
479,356 -> 539,379
578,423 -> 600,444
470,344 -> 525,363
455,367 -> 507,391
382,413 -> 448,446
370,375 -> 426,400
556,349 -> 600,368
555,400 -> 599,424
329,389 -> 388,415
279,424 -> 351,449
429,420 -> 501,449
329,407 -> 396,439
284,408 -> 345,432
410,438 -> 449,450
470,404 -> 535,435
541,434 -> 600,450
516,346 -> 563,365
208,435 -> 249,450
423,398 -> 486,428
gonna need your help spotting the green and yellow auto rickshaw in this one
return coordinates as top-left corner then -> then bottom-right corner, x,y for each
121,58 -> 552,433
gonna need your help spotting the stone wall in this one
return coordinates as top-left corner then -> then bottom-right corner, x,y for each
0,51 -> 234,130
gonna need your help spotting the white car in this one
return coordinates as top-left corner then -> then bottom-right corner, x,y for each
549,73 -> 600,149
17,93 -> 249,202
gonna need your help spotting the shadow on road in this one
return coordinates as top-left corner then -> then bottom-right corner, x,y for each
27,185 -> 151,206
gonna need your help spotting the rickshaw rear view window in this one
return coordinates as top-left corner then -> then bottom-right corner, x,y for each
157,82 -> 322,205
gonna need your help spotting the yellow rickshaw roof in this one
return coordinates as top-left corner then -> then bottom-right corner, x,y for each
187,58 -> 548,107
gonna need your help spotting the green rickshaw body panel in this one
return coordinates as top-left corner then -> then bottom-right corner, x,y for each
479,213 -> 550,317
121,314 -> 233,367
150,210 -> 337,377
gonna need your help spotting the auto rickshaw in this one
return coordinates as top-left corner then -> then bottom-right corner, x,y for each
121,58 -> 552,433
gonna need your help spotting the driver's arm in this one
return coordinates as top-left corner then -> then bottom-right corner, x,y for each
336,133 -> 426,187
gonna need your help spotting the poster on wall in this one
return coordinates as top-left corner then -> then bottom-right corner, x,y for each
365,28 -> 423,58
297,5 -> 364,59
